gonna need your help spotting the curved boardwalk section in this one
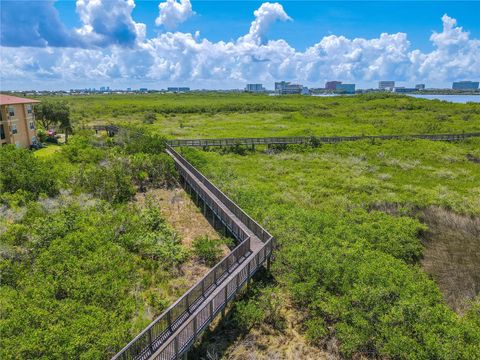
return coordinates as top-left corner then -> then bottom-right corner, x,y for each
112,146 -> 274,360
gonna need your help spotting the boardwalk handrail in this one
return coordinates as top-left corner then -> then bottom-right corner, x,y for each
113,237 -> 252,360
167,145 -> 273,243
167,132 -> 480,147
91,125 -> 479,147
150,236 -> 275,360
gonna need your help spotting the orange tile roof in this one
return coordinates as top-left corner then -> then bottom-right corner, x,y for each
0,94 -> 40,105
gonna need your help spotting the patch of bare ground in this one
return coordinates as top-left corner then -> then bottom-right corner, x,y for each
420,206 -> 480,313
191,286 -> 333,360
135,187 -> 230,287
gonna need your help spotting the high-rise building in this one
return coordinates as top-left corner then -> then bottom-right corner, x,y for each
379,81 -> 395,90
245,84 -> 265,93
415,84 -> 425,90
275,81 -> 303,95
452,81 -> 479,90
335,83 -> 356,94
325,81 -> 342,90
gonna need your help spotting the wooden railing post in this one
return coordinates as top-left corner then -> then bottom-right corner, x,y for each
193,316 -> 198,340
148,327 -> 153,353
222,286 -> 227,318
174,337 -> 179,358
167,311 -> 172,331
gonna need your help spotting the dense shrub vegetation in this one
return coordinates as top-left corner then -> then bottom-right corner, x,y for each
0,131 -> 189,359
183,137 -> 480,359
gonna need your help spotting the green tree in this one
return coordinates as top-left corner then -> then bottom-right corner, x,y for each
34,101 -> 72,142
0,145 -> 58,198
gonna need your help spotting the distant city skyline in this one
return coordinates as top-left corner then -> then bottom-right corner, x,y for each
1,1 -> 479,90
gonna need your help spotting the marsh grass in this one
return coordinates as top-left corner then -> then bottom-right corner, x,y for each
421,206 -> 480,313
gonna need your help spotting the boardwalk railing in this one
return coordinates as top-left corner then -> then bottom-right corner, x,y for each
113,237 -> 252,360
150,237 -> 274,360
166,132 -> 480,147
167,145 -> 273,243
113,145 -> 275,360
92,125 -> 479,147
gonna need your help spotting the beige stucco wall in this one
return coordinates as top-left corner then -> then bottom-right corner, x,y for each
0,103 -> 37,148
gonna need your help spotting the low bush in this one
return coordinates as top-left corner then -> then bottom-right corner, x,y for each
192,235 -> 229,266
0,145 -> 58,199
143,112 -> 156,124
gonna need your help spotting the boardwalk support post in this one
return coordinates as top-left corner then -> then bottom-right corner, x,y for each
222,286 -> 228,318
174,337 -> 179,358
168,311 -> 172,331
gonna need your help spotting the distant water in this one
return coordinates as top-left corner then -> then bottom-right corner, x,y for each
408,94 -> 480,103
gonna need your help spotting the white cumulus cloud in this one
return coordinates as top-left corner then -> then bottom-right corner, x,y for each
1,2 -> 479,90
240,2 -> 292,45
75,0 -> 146,46
155,0 -> 194,30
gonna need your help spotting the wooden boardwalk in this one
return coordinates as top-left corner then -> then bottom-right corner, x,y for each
112,146 -> 274,360
167,132 -> 480,147
92,126 -> 480,147
108,127 -> 479,360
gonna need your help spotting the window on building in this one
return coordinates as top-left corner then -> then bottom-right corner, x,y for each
29,121 -> 35,130
8,106 -> 15,117
27,104 -> 33,114
0,124 -> 5,140
12,123 -> 17,134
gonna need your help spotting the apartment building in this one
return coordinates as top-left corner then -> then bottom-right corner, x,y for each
325,81 -> 342,90
335,83 -> 356,94
452,81 -> 479,90
0,94 -> 40,148
275,81 -> 303,95
379,81 -> 395,90
245,84 -> 265,93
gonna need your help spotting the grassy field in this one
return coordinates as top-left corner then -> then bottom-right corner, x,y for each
181,137 -> 480,358
33,144 -> 62,159
41,93 -> 480,138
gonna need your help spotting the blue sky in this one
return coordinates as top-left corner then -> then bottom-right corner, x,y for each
53,1 -> 480,51
1,1 -> 479,90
